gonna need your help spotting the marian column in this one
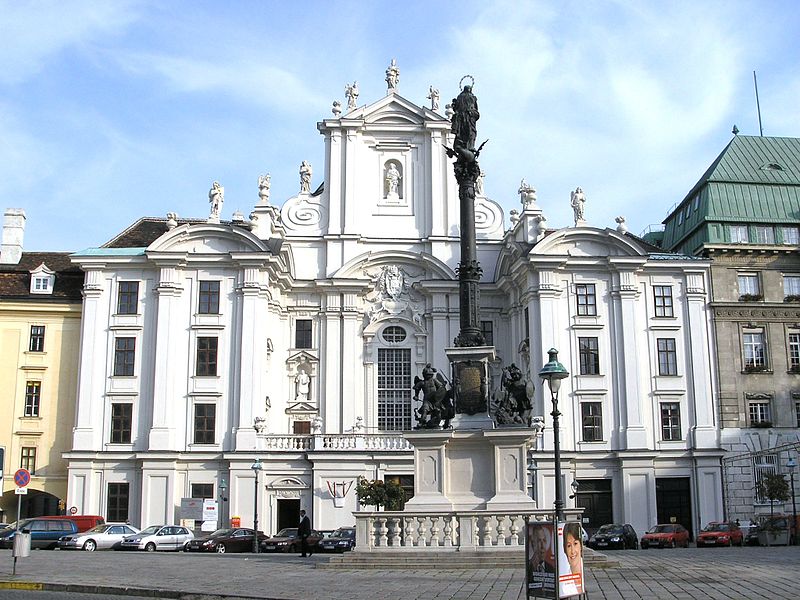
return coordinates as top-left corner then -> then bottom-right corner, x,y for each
444,78 -> 495,428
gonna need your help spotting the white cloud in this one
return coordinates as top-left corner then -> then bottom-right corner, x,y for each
0,0 -> 142,85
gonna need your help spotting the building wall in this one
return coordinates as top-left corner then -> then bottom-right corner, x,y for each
0,301 -> 81,521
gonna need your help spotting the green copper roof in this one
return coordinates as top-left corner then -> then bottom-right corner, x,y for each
701,135 -> 800,186
662,135 -> 800,253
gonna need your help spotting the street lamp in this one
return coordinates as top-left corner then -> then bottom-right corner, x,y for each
251,459 -> 263,553
218,478 -> 228,528
787,457 -> 797,546
538,348 -> 569,521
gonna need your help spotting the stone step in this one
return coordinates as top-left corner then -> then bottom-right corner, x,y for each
316,549 -> 617,570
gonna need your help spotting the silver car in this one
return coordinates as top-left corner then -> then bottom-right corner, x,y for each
116,525 -> 194,552
59,523 -> 140,551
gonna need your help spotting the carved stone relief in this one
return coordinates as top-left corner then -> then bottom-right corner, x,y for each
364,265 -> 425,329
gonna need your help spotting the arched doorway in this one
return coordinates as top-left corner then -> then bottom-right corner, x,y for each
15,489 -> 63,519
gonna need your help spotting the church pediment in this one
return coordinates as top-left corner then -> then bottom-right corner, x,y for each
335,94 -> 448,129
530,228 -> 647,258
147,223 -> 271,255
285,401 -> 317,414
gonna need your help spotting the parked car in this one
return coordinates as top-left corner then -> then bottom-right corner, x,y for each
696,521 -> 743,547
317,526 -> 356,553
0,518 -> 79,550
640,524 -> 690,549
185,528 -> 267,553
260,528 -> 323,553
58,523 -> 139,551
115,525 -> 193,552
586,524 -> 638,550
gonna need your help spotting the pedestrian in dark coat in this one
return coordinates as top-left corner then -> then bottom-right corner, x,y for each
298,509 -> 312,557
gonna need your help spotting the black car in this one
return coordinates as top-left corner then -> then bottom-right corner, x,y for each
586,524 -> 638,550
260,528 -> 323,553
317,527 -> 356,553
185,528 -> 267,553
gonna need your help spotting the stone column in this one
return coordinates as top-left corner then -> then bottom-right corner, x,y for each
148,261 -> 185,450
72,266 -> 107,450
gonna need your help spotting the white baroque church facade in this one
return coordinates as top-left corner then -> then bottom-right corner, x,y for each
65,66 -> 724,538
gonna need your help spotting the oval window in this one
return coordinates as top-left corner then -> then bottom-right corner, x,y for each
382,326 -> 406,343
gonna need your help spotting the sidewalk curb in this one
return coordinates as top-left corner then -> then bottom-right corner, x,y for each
0,580 -> 290,600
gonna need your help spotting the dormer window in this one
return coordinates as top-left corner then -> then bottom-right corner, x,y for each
761,162 -> 784,171
29,263 -> 55,295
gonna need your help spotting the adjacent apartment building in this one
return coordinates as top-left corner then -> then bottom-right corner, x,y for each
659,134 -> 800,522
0,209 -> 83,521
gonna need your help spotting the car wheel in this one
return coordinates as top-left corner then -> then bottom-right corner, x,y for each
145,542 -> 157,552
669,539 -> 676,549
83,540 -> 97,552
216,543 -> 226,554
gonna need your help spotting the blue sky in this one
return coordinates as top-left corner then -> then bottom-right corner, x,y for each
3,0 -> 799,251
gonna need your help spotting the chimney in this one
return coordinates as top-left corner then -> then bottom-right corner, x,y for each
1,208 -> 26,265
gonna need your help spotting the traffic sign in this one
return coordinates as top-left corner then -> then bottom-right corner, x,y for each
14,469 -> 31,487
15,487 -> 27,495
69,506 -> 78,515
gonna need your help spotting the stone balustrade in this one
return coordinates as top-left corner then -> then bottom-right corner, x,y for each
354,508 -> 583,551
257,433 -> 412,452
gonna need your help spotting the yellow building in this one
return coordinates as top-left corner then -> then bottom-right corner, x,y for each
0,209 -> 83,522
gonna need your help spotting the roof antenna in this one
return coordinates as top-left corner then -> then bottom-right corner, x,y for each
753,71 -> 764,136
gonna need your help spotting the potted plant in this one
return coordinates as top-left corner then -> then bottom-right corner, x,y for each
756,474 -> 791,546
355,477 -> 406,511
739,293 -> 763,302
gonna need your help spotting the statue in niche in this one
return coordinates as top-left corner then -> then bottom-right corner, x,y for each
413,364 -> 454,429
570,187 -> 586,224
427,86 -> 440,111
299,161 -> 312,193
385,163 -> 400,197
208,181 -> 224,220
258,173 -> 271,204
295,370 -> 310,403
345,81 -> 359,110
493,363 -> 534,426
385,58 -> 400,91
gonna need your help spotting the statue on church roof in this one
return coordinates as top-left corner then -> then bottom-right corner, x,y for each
345,81 -> 359,110
208,181 -> 224,221
258,173 -> 271,204
427,86 -> 440,111
299,161 -> 312,194
385,58 -> 400,92
570,187 -> 586,225
332,100 -> 342,117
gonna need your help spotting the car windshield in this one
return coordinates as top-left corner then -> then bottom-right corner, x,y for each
139,526 -> 161,535
596,525 -> 623,535
85,525 -> 111,534
209,528 -> 234,537
275,528 -> 297,537
702,523 -> 729,532
648,525 -> 674,533
333,528 -> 355,538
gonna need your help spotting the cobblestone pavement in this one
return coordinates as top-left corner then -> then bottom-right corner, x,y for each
1,547 -> 799,599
